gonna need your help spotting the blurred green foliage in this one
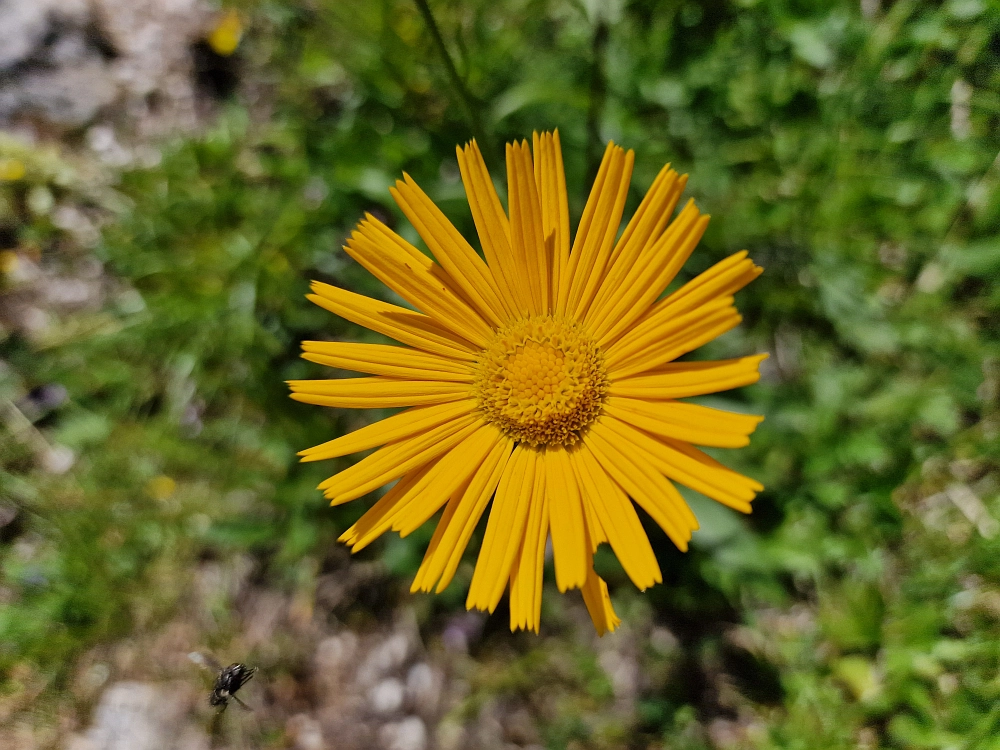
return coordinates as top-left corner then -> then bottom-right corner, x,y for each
2,0 -> 1000,746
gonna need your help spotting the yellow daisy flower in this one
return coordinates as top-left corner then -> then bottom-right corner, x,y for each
291,132 -> 765,635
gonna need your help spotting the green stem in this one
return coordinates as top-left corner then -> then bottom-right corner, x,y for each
413,0 -> 494,167
585,19 -> 610,188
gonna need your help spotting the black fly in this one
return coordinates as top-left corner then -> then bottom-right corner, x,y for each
210,662 -> 257,711
189,652 -> 257,712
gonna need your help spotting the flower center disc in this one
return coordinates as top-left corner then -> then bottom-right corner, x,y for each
475,316 -> 608,447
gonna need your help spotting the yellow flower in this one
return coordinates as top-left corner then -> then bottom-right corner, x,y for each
0,158 -> 26,182
146,475 -> 177,500
208,10 -> 243,57
291,132 -> 765,635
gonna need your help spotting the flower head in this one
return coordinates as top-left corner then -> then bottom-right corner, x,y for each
290,132 -> 765,634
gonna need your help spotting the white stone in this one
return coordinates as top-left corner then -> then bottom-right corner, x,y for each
405,663 -> 440,714
356,633 -> 409,686
368,678 -> 405,714
286,713 -> 325,750
380,716 -> 427,750
76,681 -> 195,750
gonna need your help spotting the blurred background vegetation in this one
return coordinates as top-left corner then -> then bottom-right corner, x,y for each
1,0 -> 1000,747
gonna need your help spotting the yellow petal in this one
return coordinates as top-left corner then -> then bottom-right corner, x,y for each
427,438 -> 515,593
586,166 -> 685,319
457,140 -> 527,312
391,425 -> 503,536
411,436 -> 515,593
581,566 -> 621,636
360,458 -> 470,549
667,437 -> 765,499
600,416 -> 759,512
288,377 -> 470,409
301,341 -> 474,382
604,396 -> 762,448
347,427 -> 514,553
509,477 -> 549,633
658,251 -> 763,319
592,206 -> 711,346
612,167 -> 685,265
604,295 -> 735,372
412,487 -> 464,593
562,144 -> 634,320
602,251 -> 762,370
544,448 -> 588,592
345,219 -> 493,347
339,464 -> 435,550
307,281 -> 476,360
608,354 -> 768,399
607,308 -> 745,380
299,399 -> 476,462
585,421 -> 698,551
506,140 -> 549,314
623,399 -> 765,434
573,452 -> 607,553
573,445 -> 662,591
467,445 -> 536,613
555,142 -> 612,315
392,174 -> 513,325
532,131 -> 570,305
318,415 -> 479,504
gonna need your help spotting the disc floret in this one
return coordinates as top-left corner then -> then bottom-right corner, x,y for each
475,315 -> 608,447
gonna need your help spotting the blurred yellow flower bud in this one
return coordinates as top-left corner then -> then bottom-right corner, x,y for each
208,9 -> 243,56
146,475 -> 177,500
0,158 -> 26,181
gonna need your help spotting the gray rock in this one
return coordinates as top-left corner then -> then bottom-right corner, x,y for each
369,678 -> 405,715
356,633 -> 410,686
13,62 -> 118,127
0,0 -> 210,135
379,716 -> 426,750
65,681 -> 205,750
0,0 -> 89,70
404,663 -> 441,715
286,714 -> 326,750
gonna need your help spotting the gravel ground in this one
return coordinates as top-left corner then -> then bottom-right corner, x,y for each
0,0 -> 213,142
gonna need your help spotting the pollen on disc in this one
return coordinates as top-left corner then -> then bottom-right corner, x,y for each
474,316 -> 608,447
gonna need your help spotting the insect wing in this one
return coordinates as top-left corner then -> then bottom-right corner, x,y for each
188,651 -> 223,672
223,664 -> 257,694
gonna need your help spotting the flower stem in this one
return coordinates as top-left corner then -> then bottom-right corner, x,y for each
413,0 -> 494,168
585,19 -> 610,188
